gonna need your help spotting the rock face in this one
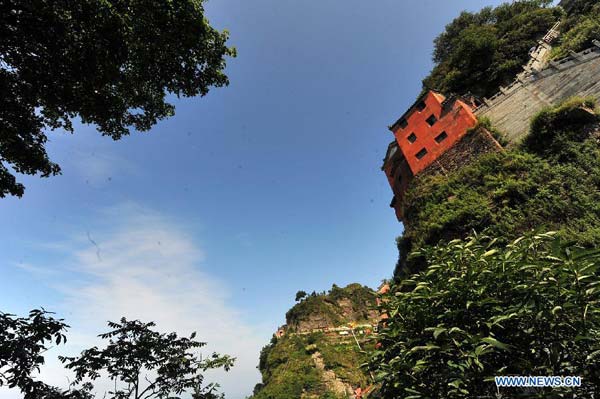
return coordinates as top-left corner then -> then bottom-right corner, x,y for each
310,352 -> 355,397
419,127 -> 503,179
285,283 -> 379,333
251,283 -> 379,399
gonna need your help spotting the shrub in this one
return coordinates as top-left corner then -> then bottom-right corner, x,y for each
372,232 -> 600,398
551,1 -> 600,59
522,97 -> 598,157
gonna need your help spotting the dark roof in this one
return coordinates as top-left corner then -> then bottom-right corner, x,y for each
389,90 -> 444,132
389,91 -> 428,132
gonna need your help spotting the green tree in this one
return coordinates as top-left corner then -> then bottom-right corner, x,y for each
0,0 -> 236,197
0,309 -> 92,399
551,1 -> 600,59
60,318 -> 235,399
295,290 -> 308,302
423,0 -> 559,97
371,232 -> 600,398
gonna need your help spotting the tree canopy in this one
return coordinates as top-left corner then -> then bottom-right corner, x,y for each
0,310 -> 232,399
0,309 -> 93,399
60,318 -> 235,399
0,0 -> 235,197
551,0 -> 600,59
422,0 -> 559,98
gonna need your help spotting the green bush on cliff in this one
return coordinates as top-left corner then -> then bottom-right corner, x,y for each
253,334 -> 324,399
253,331 -> 371,399
286,284 -> 376,331
372,232 -> 600,399
522,96 -> 599,159
319,339 -> 373,388
285,294 -> 345,330
396,98 -> 600,278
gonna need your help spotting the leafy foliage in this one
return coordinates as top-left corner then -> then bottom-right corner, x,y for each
396,98 -> 600,278
423,0 -> 559,98
551,0 -> 600,59
522,97 -> 599,158
0,309 -> 92,399
371,232 -> 600,398
295,290 -> 308,302
422,0 -> 600,98
0,0 -> 235,197
59,318 -> 234,399
318,337 -> 372,388
476,116 -> 509,147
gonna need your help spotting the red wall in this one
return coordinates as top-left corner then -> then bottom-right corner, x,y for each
382,143 -> 413,221
392,92 -> 478,175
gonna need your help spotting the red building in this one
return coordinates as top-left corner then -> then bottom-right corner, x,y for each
381,141 -> 412,221
391,91 -> 478,175
383,90 -> 478,220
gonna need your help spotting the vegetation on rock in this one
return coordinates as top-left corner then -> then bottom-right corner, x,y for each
286,284 -> 377,333
422,0 -> 559,98
253,332 -> 374,399
252,285 -> 377,399
396,98 -> 600,278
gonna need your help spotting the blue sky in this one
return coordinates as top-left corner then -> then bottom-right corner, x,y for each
0,1 -> 505,397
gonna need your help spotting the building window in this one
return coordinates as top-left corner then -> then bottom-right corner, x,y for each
407,133 -> 417,143
434,131 -> 448,143
426,114 -> 437,126
416,148 -> 428,160
398,118 -> 408,129
416,101 -> 426,111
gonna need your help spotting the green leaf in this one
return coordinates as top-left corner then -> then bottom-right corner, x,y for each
483,249 -> 498,257
552,306 -> 562,316
433,327 -> 446,340
481,337 -> 511,351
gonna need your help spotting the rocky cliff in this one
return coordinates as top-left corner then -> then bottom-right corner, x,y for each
251,284 -> 380,399
285,284 -> 379,333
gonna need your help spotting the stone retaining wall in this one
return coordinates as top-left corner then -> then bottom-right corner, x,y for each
475,44 -> 600,142
418,127 -> 503,179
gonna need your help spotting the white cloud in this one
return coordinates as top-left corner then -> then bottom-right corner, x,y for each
67,148 -> 138,186
4,204 -> 265,399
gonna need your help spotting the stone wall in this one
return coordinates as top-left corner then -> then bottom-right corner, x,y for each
418,127 -> 503,179
475,44 -> 600,142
